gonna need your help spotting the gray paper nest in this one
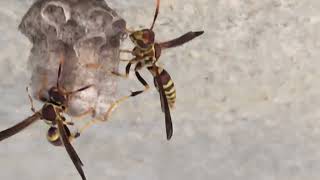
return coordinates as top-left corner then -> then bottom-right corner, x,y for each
18,0 -> 126,118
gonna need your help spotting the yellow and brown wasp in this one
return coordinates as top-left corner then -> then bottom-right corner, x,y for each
109,0 -> 203,140
0,55 -> 94,180
147,65 -> 176,139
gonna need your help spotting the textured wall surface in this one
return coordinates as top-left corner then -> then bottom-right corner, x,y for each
1,0 -> 320,180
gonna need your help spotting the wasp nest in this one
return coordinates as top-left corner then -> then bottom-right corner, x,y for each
19,0 -> 126,118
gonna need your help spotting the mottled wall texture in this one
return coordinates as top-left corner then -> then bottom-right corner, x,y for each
1,0 -> 320,180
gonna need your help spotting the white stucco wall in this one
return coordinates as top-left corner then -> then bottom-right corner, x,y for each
1,0 -> 320,180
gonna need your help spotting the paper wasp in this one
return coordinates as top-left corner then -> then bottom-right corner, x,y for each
0,55 -> 94,180
106,0 -> 203,140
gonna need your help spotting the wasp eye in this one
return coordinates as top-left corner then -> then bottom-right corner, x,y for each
142,30 -> 155,44
48,88 -> 67,105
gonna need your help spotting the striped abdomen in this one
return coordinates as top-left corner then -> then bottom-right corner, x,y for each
153,68 -> 176,108
47,125 -> 71,146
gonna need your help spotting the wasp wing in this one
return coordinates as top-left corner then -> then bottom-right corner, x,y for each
56,116 -> 86,180
158,31 -> 204,49
153,66 -> 173,140
0,112 -> 41,141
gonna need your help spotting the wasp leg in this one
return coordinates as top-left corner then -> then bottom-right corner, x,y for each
119,49 -> 133,61
38,73 -> 48,102
111,58 -> 135,78
120,49 -> 133,54
120,59 -> 131,62
64,121 -> 74,126
67,107 -> 96,137
107,63 -> 150,118
79,63 -> 150,126
130,62 -> 150,96
68,130 -> 81,142
84,63 -> 149,124
26,86 -> 36,113
111,71 -> 128,78
86,58 -> 134,77
77,95 -> 129,132
79,67 -> 150,127
70,107 -> 96,120
114,62 -> 150,100
61,120 -> 74,126
125,28 -> 135,33
77,118 -> 99,135
106,63 -> 150,119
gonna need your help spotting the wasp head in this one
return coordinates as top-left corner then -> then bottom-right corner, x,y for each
48,87 -> 68,108
129,29 -> 155,49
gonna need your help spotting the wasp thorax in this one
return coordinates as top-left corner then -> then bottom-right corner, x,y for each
130,29 -> 155,49
48,87 -> 67,106
42,104 -> 58,122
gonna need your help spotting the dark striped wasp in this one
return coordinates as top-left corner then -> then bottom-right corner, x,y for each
0,55 -> 94,180
87,0 -> 203,140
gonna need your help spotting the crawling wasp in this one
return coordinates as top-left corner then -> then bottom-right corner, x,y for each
0,55 -> 94,180
109,0 -> 203,140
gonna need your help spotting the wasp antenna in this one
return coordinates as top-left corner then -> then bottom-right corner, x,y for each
57,54 -> 65,88
150,0 -> 160,30
68,85 -> 93,95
